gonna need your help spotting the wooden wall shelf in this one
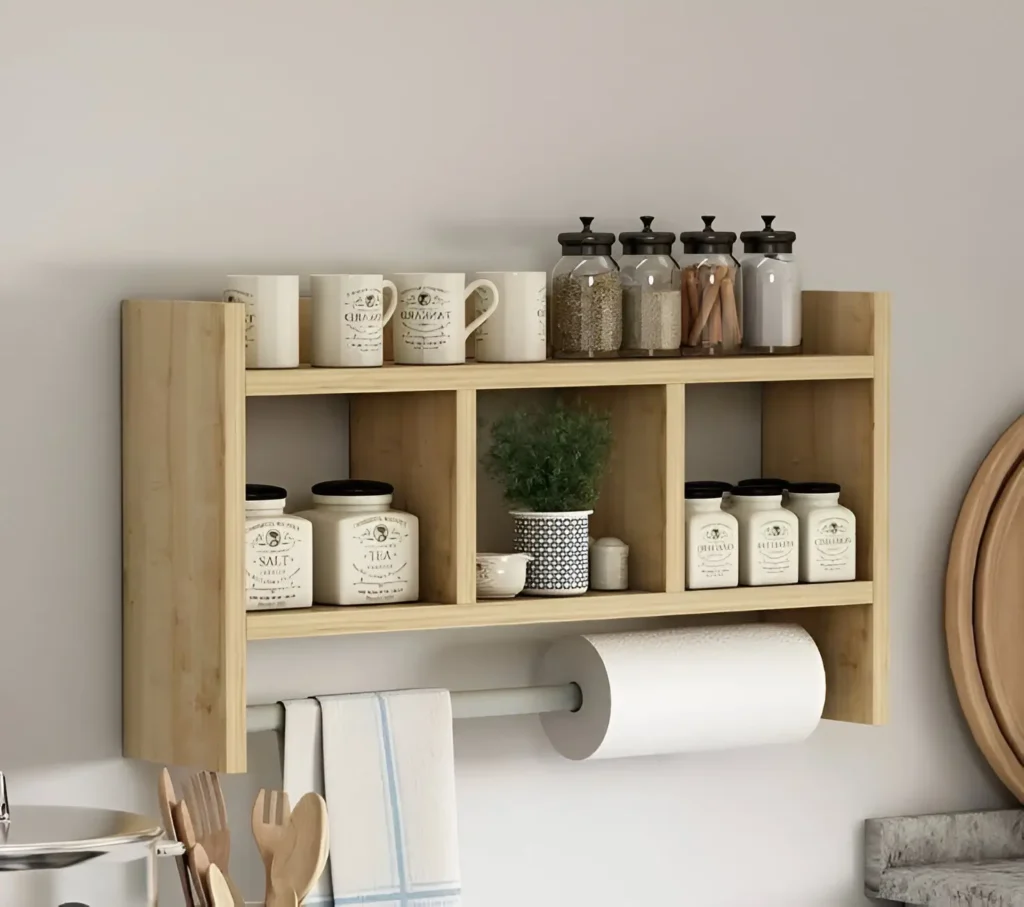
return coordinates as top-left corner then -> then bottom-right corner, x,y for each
122,290 -> 889,772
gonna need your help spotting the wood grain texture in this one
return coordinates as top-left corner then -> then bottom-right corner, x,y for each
246,355 -> 874,396
455,389 -> 477,603
665,384 -> 686,593
946,415 -> 1024,802
122,299 -> 247,772
763,291 -> 889,724
976,459 -> 1024,763
349,391 -> 464,603
571,385 -> 669,592
246,582 -> 874,639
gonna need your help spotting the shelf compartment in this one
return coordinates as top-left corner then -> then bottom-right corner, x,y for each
349,389 -> 475,604
246,581 -> 874,639
246,354 -> 874,397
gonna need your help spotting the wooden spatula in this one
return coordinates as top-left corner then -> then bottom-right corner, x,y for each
270,792 -> 329,903
157,769 -> 195,907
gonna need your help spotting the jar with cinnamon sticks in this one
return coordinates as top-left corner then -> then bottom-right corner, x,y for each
678,215 -> 742,355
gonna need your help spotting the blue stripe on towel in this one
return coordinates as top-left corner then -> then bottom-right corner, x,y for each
377,694 -> 409,894
365,693 -> 461,906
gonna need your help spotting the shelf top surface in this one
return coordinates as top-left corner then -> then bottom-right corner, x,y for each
246,355 -> 874,396
246,582 -> 873,640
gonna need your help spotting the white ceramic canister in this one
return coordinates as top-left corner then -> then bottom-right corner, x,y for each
684,482 -> 739,589
298,479 -> 419,605
225,275 -> 300,368
245,484 -> 313,611
471,271 -> 547,362
730,485 -> 799,586
310,274 -> 398,367
785,482 -> 857,582
589,537 -> 629,591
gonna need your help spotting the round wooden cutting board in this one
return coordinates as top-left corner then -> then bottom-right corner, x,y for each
946,415 -> 1024,802
975,458 -> 1024,764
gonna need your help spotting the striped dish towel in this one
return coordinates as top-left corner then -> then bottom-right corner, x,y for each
317,690 -> 461,907
282,699 -> 333,905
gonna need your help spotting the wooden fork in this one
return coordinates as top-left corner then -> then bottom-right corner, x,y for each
251,789 -> 292,899
184,772 -> 244,906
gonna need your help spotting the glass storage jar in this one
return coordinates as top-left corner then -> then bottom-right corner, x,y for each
679,215 -> 741,355
739,215 -> 801,354
551,216 -> 622,358
618,216 -> 682,356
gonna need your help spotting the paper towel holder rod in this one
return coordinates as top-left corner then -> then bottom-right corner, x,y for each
246,682 -> 583,734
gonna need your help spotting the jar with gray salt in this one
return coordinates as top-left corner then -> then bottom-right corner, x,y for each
739,215 -> 801,354
551,217 -> 622,358
617,216 -> 682,356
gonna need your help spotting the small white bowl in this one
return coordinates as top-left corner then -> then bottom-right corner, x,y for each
476,552 -> 533,599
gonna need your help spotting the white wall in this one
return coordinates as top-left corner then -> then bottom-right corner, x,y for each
1,1 -> 1022,904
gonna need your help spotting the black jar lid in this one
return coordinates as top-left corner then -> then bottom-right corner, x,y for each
679,215 -> 737,255
558,217 -> 616,256
246,483 -> 287,501
736,477 -> 790,490
740,215 -> 797,254
312,479 -> 394,496
685,481 -> 732,499
788,481 -> 841,495
730,483 -> 784,497
619,216 -> 675,256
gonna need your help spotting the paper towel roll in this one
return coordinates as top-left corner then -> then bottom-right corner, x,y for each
540,624 -> 825,760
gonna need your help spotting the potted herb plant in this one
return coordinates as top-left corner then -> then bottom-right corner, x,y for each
485,402 -> 612,596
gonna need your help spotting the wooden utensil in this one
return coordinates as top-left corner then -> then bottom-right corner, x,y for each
190,839 -> 212,907
975,458 -> 1024,761
175,800 -> 209,907
157,769 -> 196,907
252,789 -> 292,898
205,863 -> 233,907
946,414 -> 1024,802
185,771 -> 244,906
269,792 -> 329,904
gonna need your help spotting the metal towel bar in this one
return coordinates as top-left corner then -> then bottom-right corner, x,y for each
247,682 -> 582,734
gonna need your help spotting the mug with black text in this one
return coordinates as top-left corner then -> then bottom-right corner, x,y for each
472,271 -> 547,362
310,274 -> 398,367
392,273 -> 499,365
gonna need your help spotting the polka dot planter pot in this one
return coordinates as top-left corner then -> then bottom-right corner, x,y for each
511,510 -> 592,596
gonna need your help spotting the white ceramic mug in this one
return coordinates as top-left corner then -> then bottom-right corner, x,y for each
392,273 -> 499,365
224,275 -> 299,369
310,274 -> 398,367
472,271 -> 547,362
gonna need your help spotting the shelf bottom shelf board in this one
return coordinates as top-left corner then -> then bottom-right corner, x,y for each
246,581 -> 873,640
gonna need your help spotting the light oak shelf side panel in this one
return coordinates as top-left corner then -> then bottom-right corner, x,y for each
247,581 -> 874,639
122,300 -> 247,772
763,291 -> 890,725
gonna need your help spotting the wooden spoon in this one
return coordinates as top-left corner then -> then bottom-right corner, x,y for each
205,863 -> 233,907
270,792 -> 329,903
191,842 -> 212,907
175,800 -> 209,907
157,769 -> 195,907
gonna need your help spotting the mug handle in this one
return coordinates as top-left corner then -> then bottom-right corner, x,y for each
381,280 -> 399,326
463,279 -> 499,342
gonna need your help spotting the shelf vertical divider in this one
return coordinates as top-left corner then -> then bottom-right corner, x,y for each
762,291 -> 889,725
665,383 -> 686,593
122,299 -> 247,772
455,388 -> 477,603
349,390 -> 467,604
